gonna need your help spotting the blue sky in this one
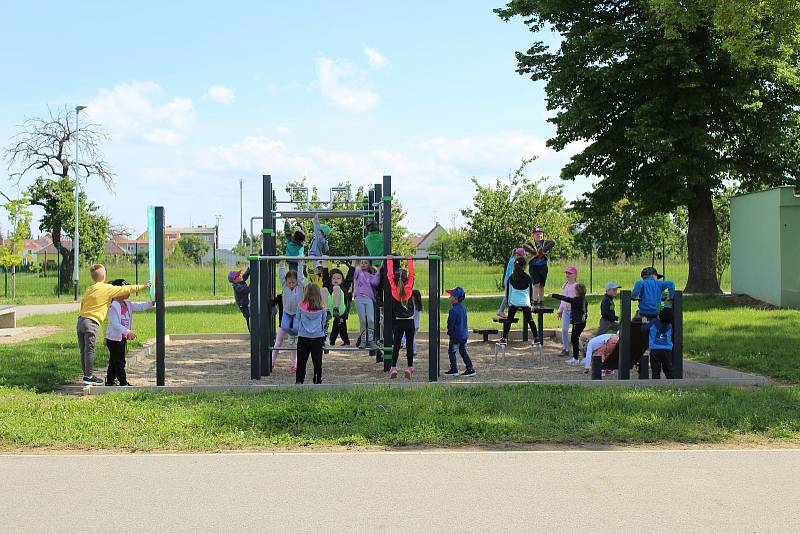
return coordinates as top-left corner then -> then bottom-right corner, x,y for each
1,0 -> 590,245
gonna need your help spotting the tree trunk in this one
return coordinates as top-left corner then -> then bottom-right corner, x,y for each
51,225 -> 74,294
685,185 -> 722,293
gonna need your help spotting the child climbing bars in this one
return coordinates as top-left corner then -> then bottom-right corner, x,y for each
387,256 -> 416,380
272,260 -> 306,373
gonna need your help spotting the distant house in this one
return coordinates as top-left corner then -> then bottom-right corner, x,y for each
411,223 -> 447,256
138,226 -> 217,247
109,236 -> 148,255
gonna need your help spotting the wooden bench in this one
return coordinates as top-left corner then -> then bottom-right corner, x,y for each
0,305 -> 15,329
472,328 -> 499,343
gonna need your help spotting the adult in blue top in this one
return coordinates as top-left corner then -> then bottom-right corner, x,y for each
648,307 -> 674,379
631,266 -> 675,319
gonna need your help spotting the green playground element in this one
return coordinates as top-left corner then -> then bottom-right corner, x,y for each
262,228 -> 274,235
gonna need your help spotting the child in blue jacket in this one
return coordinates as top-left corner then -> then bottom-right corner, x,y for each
648,307 -> 674,379
445,287 -> 476,377
632,266 -> 675,321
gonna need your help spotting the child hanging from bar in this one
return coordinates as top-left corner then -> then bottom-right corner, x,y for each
401,289 -> 423,356
228,267 -> 252,331
352,258 -> 382,349
524,225 -> 555,307
308,213 -> 331,276
283,219 -> 306,273
295,283 -> 328,385
326,263 -> 355,347
272,260 -> 306,374
387,256 -> 416,380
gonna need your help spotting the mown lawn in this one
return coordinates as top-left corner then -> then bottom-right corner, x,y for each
0,385 -> 797,450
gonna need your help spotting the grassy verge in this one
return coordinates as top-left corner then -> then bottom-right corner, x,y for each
0,385 -> 797,450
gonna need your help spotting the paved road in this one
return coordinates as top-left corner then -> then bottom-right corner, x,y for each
15,299 -> 233,319
1,449 -> 797,533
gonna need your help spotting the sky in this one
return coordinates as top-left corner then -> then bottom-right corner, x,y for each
0,0 -> 592,247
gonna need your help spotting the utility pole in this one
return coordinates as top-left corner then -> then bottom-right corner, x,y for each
239,178 -> 243,248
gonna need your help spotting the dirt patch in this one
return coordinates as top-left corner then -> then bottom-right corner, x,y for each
0,326 -> 64,344
117,333 -> 698,386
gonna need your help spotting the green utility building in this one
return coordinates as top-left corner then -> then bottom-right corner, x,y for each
731,187 -> 800,308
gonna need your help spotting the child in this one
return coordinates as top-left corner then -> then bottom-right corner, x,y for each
632,267 -> 676,324
500,257 -> 539,344
556,266 -> 578,356
648,307 -> 675,379
387,256 -> 416,380
445,287 -> 476,377
272,260 -> 306,373
401,289 -> 423,355
309,213 -> 331,271
105,279 -> 154,386
551,283 -> 588,365
295,283 -> 328,384
76,264 -> 149,385
597,282 -> 621,335
283,220 -> 306,273
497,247 -> 527,320
229,268 -> 252,331
363,221 -> 384,267
352,259 -> 382,349
326,264 -> 355,347
523,226 -> 555,307
584,333 -> 620,375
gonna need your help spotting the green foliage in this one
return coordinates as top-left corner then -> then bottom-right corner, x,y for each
431,228 -> 473,261
496,0 -> 800,292
0,199 -> 32,272
461,159 -> 577,265
713,184 -> 737,284
176,235 -> 209,265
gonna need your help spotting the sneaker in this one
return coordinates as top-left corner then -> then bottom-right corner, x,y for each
342,342 -> 351,346
83,375 -> 104,385
290,365 -> 297,374
579,358 -> 587,367
565,358 -> 580,365
405,367 -> 414,380
461,368 -> 477,377
602,369 -> 615,377
559,349 -> 571,357
496,311 -> 507,319
120,382 -> 132,387
498,338 -> 508,344
444,368 -> 459,376
389,367 -> 398,379
367,342 -> 380,350
324,349 -> 330,355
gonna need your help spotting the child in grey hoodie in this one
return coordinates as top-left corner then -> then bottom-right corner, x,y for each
295,283 -> 329,384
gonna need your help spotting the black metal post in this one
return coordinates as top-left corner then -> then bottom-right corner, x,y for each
250,258 -> 261,379
212,238 -> 216,296
428,256 -> 440,382
673,290 -> 684,379
3,267 -> 6,298
154,206 -> 166,386
662,241 -> 666,279
382,176 -> 393,372
589,242 -> 593,294
619,290 -> 631,379
591,354 -> 602,380
639,354 -> 650,379
440,243 -> 445,297
261,175 -> 274,376
372,183 -> 382,363
134,242 -> 139,285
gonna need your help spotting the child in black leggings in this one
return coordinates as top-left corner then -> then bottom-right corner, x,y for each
295,283 -> 328,384
552,283 -> 588,365
387,256 -> 416,380
500,257 -> 539,343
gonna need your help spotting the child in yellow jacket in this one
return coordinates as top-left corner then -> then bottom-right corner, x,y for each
77,263 -> 150,385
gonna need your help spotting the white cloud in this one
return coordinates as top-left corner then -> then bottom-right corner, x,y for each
364,47 -> 388,69
87,81 -> 196,146
276,126 -> 290,135
206,85 -> 236,104
316,57 -> 379,112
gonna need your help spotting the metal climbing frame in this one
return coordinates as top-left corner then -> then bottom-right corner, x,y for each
248,175 -> 443,383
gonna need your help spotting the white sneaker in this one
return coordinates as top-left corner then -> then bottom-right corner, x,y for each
579,358 -> 587,367
564,358 -> 580,365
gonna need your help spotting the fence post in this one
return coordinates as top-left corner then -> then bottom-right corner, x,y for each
662,240 -> 666,278
673,291 -> 684,379
440,243 -> 445,296
619,290 -> 631,379
154,206 -> 166,386
428,255 -> 441,382
250,258 -> 261,379
589,242 -> 594,294
135,242 -> 139,285
212,244 -> 216,296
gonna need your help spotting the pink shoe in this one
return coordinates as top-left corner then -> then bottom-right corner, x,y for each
389,367 -> 398,379
291,365 -> 297,374
496,311 -> 507,319
405,367 -> 414,380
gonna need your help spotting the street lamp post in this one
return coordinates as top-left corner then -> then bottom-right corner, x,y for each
213,214 -> 222,296
73,105 -> 87,301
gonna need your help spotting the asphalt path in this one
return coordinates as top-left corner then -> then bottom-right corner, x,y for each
1,448 -> 798,533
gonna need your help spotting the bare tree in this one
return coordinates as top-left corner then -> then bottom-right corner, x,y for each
3,105 -> 115,292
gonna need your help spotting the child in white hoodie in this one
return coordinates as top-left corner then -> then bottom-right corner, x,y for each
105,279 -> 154,386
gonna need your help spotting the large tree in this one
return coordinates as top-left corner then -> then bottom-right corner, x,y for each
4,106 -> 114,292
497,0 -> 800,292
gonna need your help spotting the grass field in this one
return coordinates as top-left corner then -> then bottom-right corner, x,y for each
0,259 -> 731,304
0,296 -> 797,450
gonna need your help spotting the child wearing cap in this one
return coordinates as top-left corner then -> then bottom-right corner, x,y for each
283,220 -> 306,273
648,307 -> 674,379
229,267 -> 252,331
104,279 -> 154,386
497,247 -> 527,320
632,267 -> 675,322
597,282 -> 621,335
557,266 -> 579,356
523,226 -> 555,307
309,213 -> 331,272
445,287 -> 476,377
551,283 -> 588,365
